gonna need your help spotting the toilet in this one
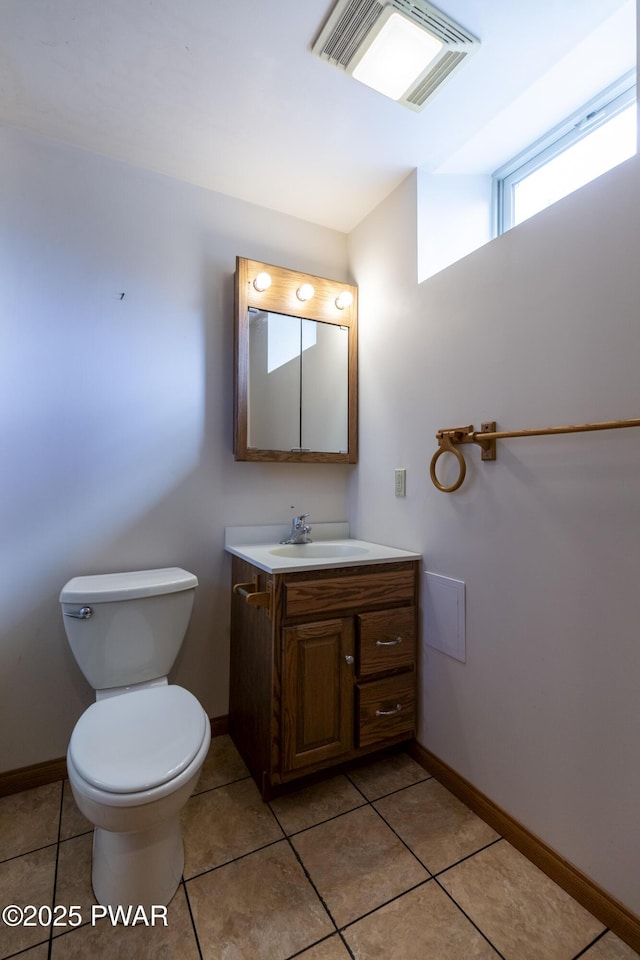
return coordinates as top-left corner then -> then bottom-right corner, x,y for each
60,567 -> 211,910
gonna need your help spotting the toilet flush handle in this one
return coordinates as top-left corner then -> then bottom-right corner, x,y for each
63,606 -> 93,620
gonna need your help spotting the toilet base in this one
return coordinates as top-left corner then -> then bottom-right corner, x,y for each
92,815 -> 184,910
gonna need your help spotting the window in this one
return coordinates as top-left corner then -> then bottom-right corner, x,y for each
494,72 -> 637,234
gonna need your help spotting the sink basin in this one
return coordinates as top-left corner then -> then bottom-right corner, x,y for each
269,543 -> 370,559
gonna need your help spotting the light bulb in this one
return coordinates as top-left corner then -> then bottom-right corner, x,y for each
253,272 -> 272,292
296,283 -> 315,302
335,290 -> 353,310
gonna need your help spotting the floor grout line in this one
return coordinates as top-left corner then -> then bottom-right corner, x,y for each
337,875 -> 434,933
432,874 -> 508,960
269,799 -> 368,840
571,928 -> 611,960
180,878 -> 204,960
46,783 -> 66,960
269,801 -> 344,946
0,841 -> 59,867
182,833 -> 287,884
432,834 -> 505,878
191,772 -> 253,798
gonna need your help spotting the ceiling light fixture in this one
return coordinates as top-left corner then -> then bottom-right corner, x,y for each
312,0 -> 479,112
352,10 -> 443,100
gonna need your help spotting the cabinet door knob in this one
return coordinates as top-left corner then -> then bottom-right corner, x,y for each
345,655 -> 355,665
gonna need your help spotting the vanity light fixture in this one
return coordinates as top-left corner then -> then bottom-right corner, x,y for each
335,290 -> 353,310
253,271 -> 272,292
296,283 -> 315,302
312,0 -> 479,112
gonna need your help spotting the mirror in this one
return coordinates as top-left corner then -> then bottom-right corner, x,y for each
234,258 -> 358,462
248,311 -> 349,452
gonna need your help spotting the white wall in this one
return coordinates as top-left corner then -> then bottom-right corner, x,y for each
348,160 -> 640,915
417,171 -> 493,281
0,126 -> 353,772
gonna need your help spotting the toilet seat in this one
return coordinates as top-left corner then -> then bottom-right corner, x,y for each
69,685 -> 207,794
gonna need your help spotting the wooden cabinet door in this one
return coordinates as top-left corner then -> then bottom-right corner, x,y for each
282,618 -> 354,772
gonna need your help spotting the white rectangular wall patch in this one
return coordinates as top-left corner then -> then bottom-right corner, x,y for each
423,571 -> 466,662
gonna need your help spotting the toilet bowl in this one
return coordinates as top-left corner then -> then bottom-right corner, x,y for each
60,568 -> 210,909
67,684 -> 210,909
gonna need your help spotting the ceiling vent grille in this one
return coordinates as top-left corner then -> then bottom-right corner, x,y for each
312,0 -> 479,111
320,0 -> 381,67
406,50 -> 466,106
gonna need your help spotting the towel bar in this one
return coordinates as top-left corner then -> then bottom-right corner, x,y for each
430,417 -> 640,493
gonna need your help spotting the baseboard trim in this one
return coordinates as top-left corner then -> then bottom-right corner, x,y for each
409,742 -> 640,954
210,714 -> 229,737
0,757 -> 68,798
0,715 -> 230,798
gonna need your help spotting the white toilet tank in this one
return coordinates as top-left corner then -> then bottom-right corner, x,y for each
60,568 -> 198,691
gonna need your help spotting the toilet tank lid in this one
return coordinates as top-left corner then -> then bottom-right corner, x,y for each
60,567 -> 198,603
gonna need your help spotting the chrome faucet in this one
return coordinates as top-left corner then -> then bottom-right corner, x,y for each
281,514 -> 313,545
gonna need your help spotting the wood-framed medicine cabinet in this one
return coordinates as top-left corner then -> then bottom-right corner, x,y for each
234,257 -> 358,463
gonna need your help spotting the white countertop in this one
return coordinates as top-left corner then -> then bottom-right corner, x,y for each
224,523 -> 421,574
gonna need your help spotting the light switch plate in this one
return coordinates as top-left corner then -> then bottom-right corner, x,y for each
394,468 -> 406,497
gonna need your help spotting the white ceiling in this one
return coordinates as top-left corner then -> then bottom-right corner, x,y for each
0,0 -> 635,232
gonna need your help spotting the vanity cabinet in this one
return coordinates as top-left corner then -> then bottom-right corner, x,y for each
229,556 -> 419,798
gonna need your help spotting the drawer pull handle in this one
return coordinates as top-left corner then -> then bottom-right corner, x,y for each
375,636 -> 403,647
375,703 -> 403,717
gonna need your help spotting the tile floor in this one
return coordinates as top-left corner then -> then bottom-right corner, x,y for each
1,736 -> 638,960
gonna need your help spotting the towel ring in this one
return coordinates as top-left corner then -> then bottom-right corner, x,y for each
429,434 -> 466,493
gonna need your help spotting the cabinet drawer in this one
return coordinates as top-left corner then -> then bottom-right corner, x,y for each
358,607 -> 415,677
357,674 -> 415,748
284,565 -> 415,619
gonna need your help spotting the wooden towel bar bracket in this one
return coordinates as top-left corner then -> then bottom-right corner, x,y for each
233,580 -> 273,617
430,417 -> 640,493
